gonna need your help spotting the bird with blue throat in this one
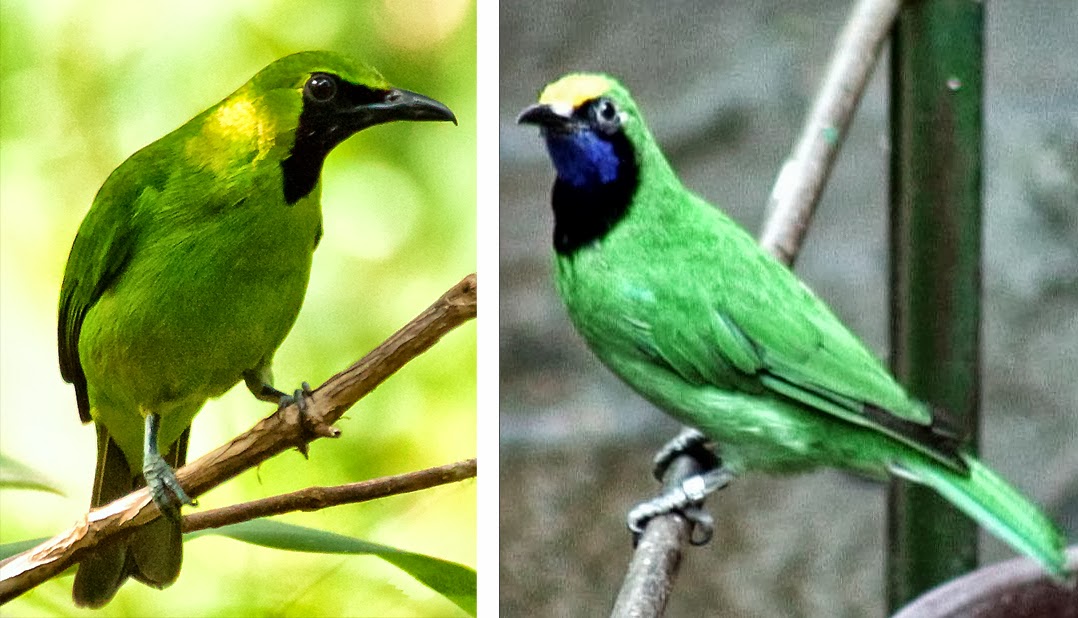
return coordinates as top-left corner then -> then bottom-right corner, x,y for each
59,50 -> 456,607
518,72 -> 1069,581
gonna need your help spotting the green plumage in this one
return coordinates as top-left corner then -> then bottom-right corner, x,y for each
521,73 -> 1067,579
59,51 -> 455,607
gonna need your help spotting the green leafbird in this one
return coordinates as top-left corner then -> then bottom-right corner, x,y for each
59,51 -> 455,607
518,73 -> 1068,579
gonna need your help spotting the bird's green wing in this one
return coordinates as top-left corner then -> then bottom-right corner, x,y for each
642,205 -> 964,469
58,162 -> 159,423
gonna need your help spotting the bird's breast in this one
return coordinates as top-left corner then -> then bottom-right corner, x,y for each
79,189 -> 322,410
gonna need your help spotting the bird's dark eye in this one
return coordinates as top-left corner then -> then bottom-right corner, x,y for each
591,98 -> 620,133
304,74 -> 337,102
598,99 -> 617,121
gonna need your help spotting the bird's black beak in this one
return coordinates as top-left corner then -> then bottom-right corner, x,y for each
356,88 -> 457,128
517,103 -> 575,131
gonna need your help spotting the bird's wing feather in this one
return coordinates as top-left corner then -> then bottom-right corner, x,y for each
58,163 -> 155,423
638,200 -> 963,468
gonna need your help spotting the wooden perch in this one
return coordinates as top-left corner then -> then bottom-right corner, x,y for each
0,273 -> 477,604
184,458 -> 477,533
761,0 -> 902,266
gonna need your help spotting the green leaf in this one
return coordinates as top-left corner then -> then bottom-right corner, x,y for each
0,537 -> 48,561
0,454 -> 65,495
192,519 -> 476,616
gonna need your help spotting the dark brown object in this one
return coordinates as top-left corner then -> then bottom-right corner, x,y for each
892,545 -> 1078,618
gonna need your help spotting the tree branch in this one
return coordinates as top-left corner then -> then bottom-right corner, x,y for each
610,456 -> 698,617
0,273 -> 477,604
613,0 -> 902,614
760,0 -> 902,266
183,458 -> 477,532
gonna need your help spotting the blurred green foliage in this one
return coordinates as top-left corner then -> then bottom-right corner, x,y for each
0,0 -> 476,615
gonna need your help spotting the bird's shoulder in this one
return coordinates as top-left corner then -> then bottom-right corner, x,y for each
57,151 -> 158,419
56,131 -> 247,412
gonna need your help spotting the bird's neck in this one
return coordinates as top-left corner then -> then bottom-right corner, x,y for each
547,131 -> 640,256
280,109 -> 346,205
280,138 -> 331,206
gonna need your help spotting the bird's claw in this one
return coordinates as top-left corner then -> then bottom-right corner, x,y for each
628,468 -> 732,546
276,381 -> 314,412
143,453 -> 195,520
681,505 -> 715,545
652,427 -> 717,481
278,382 -> 339,456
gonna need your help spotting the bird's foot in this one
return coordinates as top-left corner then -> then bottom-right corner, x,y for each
277,382 -> 340,456
628,467 -> 733,546
652,427 -> 718,481
143,451 -> 195,520
276,381 -> 314,413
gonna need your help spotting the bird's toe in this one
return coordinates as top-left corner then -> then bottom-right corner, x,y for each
651,427 -> 718,480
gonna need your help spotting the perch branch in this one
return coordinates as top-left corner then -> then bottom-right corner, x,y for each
760,0 -> 902,265
610,456 -> 700,617
613,0 -> 902,614
0,274 -> 477,604
183,458 -> 477,532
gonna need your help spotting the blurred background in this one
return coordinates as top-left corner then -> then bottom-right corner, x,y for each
0,0 -> 475,616
500,1 -> 1077,616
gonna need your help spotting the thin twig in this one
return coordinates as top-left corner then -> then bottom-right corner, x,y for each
610,457 -> 699,617
612,0 -> 902,614
0,274 -> 477,603
183,458 -> 477,532
761,0 -> 903,266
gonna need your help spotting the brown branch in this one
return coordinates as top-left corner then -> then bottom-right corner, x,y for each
610,456 -> 697,617
613,1 -> 902,614
0,274 -> 477,604
183,458 -> 477,532
760,0 -> 903,266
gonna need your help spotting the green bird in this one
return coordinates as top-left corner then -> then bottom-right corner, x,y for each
59,51 -> 455,607
518,73 -> 1068,579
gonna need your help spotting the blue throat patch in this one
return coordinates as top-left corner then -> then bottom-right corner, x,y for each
543,129 -> 621,189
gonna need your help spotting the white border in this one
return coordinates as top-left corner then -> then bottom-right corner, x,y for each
474,0 -> 499,615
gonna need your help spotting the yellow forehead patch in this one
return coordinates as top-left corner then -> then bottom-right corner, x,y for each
538,74 -> 612,109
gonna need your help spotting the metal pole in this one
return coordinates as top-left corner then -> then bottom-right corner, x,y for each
887,0 -> 984,610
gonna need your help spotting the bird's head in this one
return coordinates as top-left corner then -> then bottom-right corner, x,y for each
517,73 -> 646,191
201,51 -> 456,203
250,51 -> 456,151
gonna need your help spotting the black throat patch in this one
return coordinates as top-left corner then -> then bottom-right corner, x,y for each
280,128 -> 328,205
551,131 -> 639,256
280,81 -> 387,205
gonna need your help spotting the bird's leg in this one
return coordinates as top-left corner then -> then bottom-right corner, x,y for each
142,413 -> 196,519
628,466 -> 734,546
651,427 -> 719,480
243,370 -> 340,456
244,368 -> 301,406
633,428 -> 726,546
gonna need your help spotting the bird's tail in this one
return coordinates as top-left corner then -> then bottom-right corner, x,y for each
894,452 -> 1069,580
72,426 -> 187,608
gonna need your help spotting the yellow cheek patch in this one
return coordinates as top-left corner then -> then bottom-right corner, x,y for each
538,74 -> 612,110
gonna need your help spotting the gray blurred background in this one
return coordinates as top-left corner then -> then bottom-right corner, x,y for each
499,1 -> 1077,616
